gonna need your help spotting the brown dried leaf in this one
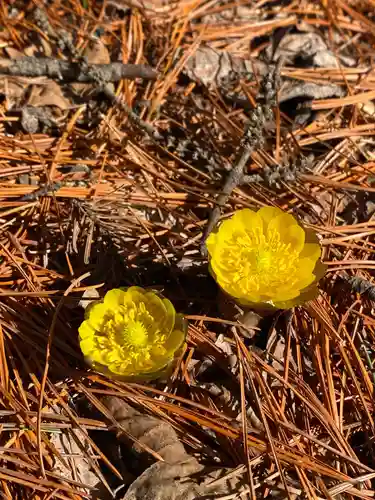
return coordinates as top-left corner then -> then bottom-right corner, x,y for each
79,288 -> 100,310
104,397 -> 245,500
272,32 -> 339,67
0,76 -> 26,103
40,37 -> 53,57
184,47 -> 344,114
270,31 -> 355,68
51,428 -> 99,490
5,46 -> 24,59
27,81 -> 70,110
199,5 -> 257,25
85,39 -> 111,65
184,46 -> 267,89
24,45 -> 38,57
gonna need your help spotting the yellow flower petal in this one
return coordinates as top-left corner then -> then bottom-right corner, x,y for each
213,218 -> 239,244
231,208 -> 263,232
296,257 -> 319,277
210,255 -> 233,284
127,286 -> 147,302
294,272 -> 316,291
268,213 -> 305,253
299,243 -> 321,261
103,288 -> 126,308
175,313 -> 188,335
258,206 -> 284,228
206,231 -> 218,258
108,360 -> 132,376
80,337 -> 96,356
78,320 -> 95,340
282,286 -> 305,301
164,329 -> 185,355
87,302 -> 109,330
213,209 -> 263,247
151,359 -> 173,373
220,279 -> 262,304
274,284 -> 319,309
161,297 -> 176,334
143,292 -> 169,331
236,294 -> 261,307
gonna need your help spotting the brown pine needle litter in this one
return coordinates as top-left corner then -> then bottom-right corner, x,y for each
0,0 -> 374,498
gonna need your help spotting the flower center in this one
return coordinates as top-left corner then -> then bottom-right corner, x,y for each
255,249 -> 273,271
123,320 -> 148,346
222,228 -> 301,294
98,304 -> 168,370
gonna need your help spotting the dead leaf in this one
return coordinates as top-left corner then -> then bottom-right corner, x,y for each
279,81 -> 345,104
85,39 -> 111,65
199,5 -> 257,25
51,428 -> 100,489
270,31 -> 355,68
24,45 -> 38,57
0,76 -> 26,105
5,47 -> 24,59
40,37 -> 52,57
27,81 -> 70,110
238,310 -> 262,339
184,46 -> 267,90
215,334 -> 233,356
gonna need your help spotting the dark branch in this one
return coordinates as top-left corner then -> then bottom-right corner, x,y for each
342,273 -> 375,301
200,58 -> 283,255
0,57 -> 157,83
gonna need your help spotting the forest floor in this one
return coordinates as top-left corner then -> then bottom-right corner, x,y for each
0,1 -> 374,498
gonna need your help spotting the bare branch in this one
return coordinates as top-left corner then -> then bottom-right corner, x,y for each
0,57 -> 157,83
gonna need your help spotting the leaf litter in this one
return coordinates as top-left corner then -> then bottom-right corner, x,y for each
0,0 -> 373,499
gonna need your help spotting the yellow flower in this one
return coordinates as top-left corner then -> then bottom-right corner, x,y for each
206,207 -> 326,309
79,287 -> 186,380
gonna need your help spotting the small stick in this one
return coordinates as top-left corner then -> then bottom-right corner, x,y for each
0,57 -> 157,83
20,182 -> 62,201
200,59 -> 283,255
201,148 -> 253,254
31,6 -> 161,140
342,273 -> 375,301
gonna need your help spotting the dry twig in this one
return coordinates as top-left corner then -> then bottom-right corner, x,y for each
0,57 -> 157,82
201,58 -> 282,252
